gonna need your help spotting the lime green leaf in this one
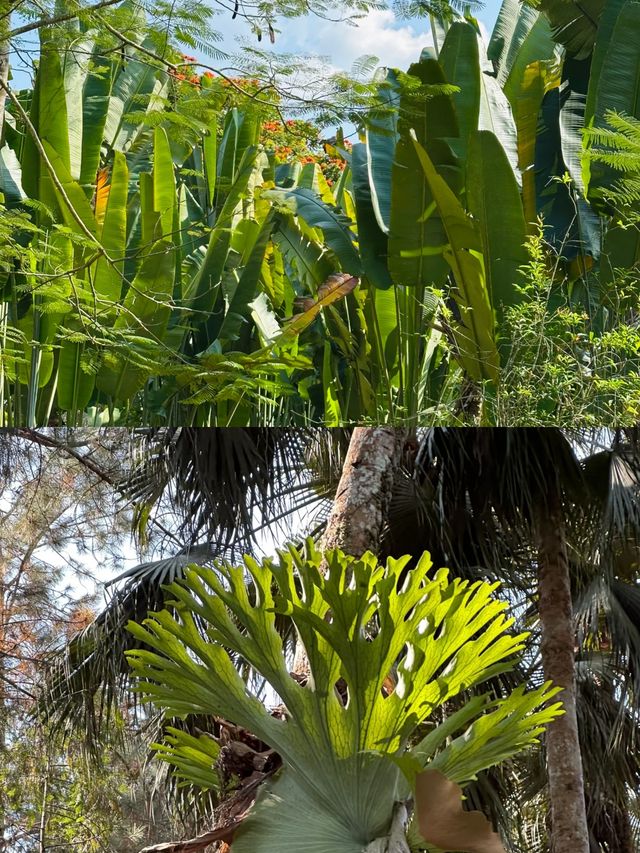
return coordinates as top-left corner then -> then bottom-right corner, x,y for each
151,727 -> 221,791
153,126 -> 177,242
126,546 -> 559,852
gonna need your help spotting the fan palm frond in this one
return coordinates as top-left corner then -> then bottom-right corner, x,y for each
124,429 -> 317,553
40,548 -> 219,749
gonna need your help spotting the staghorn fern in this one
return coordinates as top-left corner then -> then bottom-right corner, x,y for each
126,544 -> 562,853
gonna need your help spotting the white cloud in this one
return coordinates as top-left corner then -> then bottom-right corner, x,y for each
274,9 -> 432,74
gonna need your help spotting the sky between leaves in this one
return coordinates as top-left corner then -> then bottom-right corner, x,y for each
10,1 -> 503,93
223,1 -> 501,70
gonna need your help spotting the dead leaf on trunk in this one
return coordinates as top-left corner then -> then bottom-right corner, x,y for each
415,769 -> 506,853
138,819 -> 242,853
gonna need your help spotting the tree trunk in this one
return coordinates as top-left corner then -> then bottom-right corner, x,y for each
536,488 -> 589,853
293,427 -> 407,678
321,427 -> 408,557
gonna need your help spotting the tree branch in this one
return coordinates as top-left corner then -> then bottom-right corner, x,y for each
7,0 -> 124,39
13,430 -> 185,548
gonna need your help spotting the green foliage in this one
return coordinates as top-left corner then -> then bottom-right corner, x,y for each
494,224 -> 640,424
126,544 -> 561,851
4,0 -> 640,424
585,110 -> 640,205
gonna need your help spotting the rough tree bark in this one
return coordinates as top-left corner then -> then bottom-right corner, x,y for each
321,426 -> 408,557
293,426 -> 408,682
536,486 -> 589,853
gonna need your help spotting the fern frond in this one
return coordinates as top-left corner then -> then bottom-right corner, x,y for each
585,110 -> 640,205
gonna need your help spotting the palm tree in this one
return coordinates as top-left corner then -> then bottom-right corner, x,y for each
31,427 -> 640,850
404,428 -> 640,852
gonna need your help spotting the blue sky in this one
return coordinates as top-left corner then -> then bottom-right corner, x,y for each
10,0 -> 505,90
211,0 -> 504,73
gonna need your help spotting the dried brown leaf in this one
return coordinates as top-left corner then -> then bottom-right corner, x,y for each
279,272 -> 359,341
415,770 -> 506,853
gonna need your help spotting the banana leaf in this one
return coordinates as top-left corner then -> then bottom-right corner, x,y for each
489,0 -> 556,105
589,2 -> 640,202
559,56 -> 591,196
466,130 -> 528,325
411,133 -> 499,383
389,57 -> 461,289
351,143 -> 393,290
96,237 -> 175,400
365,67 -> 402,234
93,150 -> 128,302
439,22 -> 481,161
264,187 -> 362,275
537,0 -> 604,58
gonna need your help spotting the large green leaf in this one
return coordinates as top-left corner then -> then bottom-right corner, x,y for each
537,0 -> 604,58
351,143 -> 393,290
411,134 -> 499,382
600,219 -> 640,286
264,187 -> 362,275
96,237 -> 174,400
203,119 -> 217,208
271,212 -> 334,293
21,39 -> 70,212
56,333 -> 96,414
103,41 -> 162,153
388,58 -> 461,289
0,144 -> 26,206
479,72 -> 520,186
584,0 -> 628,126
61,34 -> 94,181
217,107 -> 259,198
153,126 -> 177,242
534,86 -> 600,259
559,56 -> 591,196
40,141 -> 98,239
489,0 -> 556,105
511,59 -> 561,227
93,150 -> 128,302
466,130 -> 528,325
79,50 -> 113,189
186,146 -> 260,323
127,546 -> 560,852
439,22 -> 481,161
589,2 -> 640,201
365,68 -> 402,234
217,211 -> 276,344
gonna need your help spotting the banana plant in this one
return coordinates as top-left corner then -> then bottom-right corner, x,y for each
4,0 -> 640,425
0,23 -> 325,424
271,32 -> 530,416
126,545 -> 562,852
